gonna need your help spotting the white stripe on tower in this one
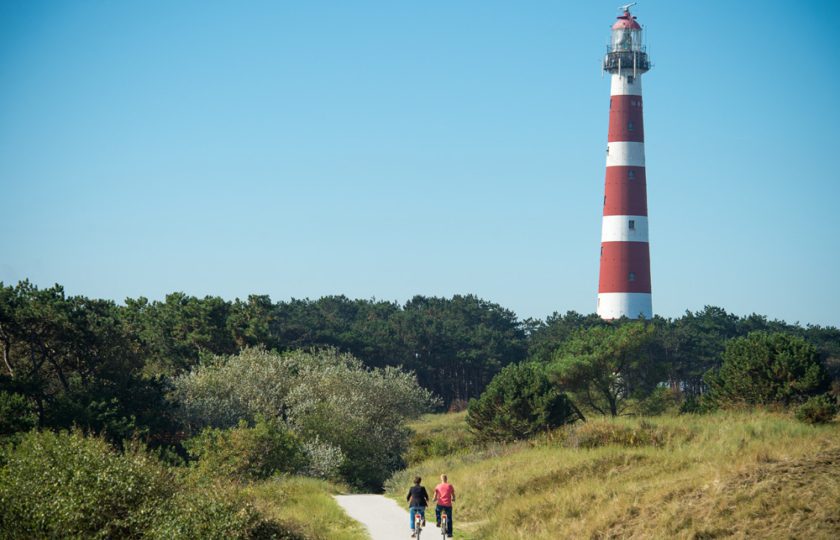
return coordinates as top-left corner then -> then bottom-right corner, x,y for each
597,7 -> 653,320
600,215 -> 648,243
606,142 -> 645,167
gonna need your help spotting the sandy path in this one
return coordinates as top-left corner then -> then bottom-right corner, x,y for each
335,494 -> 419,539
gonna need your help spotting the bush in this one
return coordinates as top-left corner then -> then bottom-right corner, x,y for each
635,386 -> 682,416
146,488 -> 300,540
300,437 -> 345,480
704,332 -> 829,409
467,362 -> 581,442
0,429 -> 300,539
173,347 -> 440,489
0,429 -> 172,538
795,395 -> 838,425
185,417 -> 307,482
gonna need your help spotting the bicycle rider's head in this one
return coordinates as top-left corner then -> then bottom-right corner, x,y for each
414,476 -> 422,485
440,474 -> 447,483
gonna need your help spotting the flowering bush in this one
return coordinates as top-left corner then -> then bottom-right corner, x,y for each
173,347 -> 439,488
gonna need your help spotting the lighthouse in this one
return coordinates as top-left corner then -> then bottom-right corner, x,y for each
597,4 -> 653,320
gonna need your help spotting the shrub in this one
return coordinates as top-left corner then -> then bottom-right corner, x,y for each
467,362 -> 581,442
173,347 -> 439,489
0,429 -> 299,539
0,429 -> 172,538
635,386 -> 682,416
300,437 -> 345,480
704,332 -> 829,409
795,395 -> 838,425
185,416 -> 307,482
146,488 -> 300,540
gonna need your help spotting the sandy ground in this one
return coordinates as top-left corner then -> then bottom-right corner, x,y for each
335,494 -> 427,539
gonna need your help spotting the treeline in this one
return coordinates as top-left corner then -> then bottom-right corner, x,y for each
2,279 -> 839,444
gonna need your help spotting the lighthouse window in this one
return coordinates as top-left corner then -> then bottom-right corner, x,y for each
627,121 -> 634,131
628,220 -> 636,230
627,75 -> 635,84
628,272 -> 636,282
628,169 -> 636,180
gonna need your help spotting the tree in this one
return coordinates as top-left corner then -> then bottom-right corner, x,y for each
0,281 -> 177,444
703,332 -> 829,408
467,362 -> 581,442
396,295 -> 528,405
549,322 -> 665,416
526,311 -> 606,363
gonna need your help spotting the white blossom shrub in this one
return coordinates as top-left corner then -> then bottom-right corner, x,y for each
172,347 -> 440,488
300,437 -> 345,480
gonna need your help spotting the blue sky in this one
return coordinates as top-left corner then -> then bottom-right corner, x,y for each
1,0 -> 838,326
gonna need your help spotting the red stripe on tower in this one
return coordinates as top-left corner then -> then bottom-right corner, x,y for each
597,6 -> 653,319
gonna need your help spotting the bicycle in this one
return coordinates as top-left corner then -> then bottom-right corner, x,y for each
439,511 -> 448,540
413,510 -> 424,539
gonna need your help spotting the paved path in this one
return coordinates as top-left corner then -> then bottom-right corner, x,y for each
335,494 -> 415,540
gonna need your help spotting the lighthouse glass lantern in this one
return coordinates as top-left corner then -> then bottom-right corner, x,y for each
611,24 -> 641,52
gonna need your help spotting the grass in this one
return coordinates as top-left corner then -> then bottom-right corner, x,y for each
245,477 -> 368,540
404,411 -> 477,466
386,411 -> 840,539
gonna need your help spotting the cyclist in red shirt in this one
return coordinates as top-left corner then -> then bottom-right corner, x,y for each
433,474 -> 455,538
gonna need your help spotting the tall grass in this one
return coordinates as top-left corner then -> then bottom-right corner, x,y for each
245,477 -> 368,540
387,411 -> 840,539
404,412 -> 477,465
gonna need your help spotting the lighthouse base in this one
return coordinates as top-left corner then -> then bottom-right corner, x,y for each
597,292 -> 652,320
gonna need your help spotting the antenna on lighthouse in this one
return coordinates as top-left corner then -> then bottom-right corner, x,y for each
619,3 -> 637,12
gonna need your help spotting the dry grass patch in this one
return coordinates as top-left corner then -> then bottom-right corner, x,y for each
387,411 -> 840,539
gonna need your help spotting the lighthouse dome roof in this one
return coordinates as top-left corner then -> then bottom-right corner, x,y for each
612,11 -> 641,30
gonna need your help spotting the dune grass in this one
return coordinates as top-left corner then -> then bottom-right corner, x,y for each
404,411 -> 477,466
245,477 -> 368,540
387,411 -> 840,539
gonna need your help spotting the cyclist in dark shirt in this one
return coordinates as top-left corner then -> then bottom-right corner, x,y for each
406,476 -> 429,538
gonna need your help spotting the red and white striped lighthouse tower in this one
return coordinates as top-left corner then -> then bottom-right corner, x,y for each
597,4 -> 653,319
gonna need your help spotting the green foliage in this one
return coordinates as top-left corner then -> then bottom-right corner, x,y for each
0,391 -> 36,438
635,386 -> 682,416
795,394 -> 838,425
173,347 -> 439,489
0,429 -> 300,540
127,292 -> 526,406
0,281 -> 179,446
550,322 -> 664,416
145,488 -> 299,540
704,332 -> 829,408
0,429 -> 173,538
467,362 -> 580,442
185,417 -> 306,481
402,413 -> 476,466
526,311 -> 607,363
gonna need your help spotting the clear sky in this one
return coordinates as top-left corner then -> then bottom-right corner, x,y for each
1,0 -> 838,326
